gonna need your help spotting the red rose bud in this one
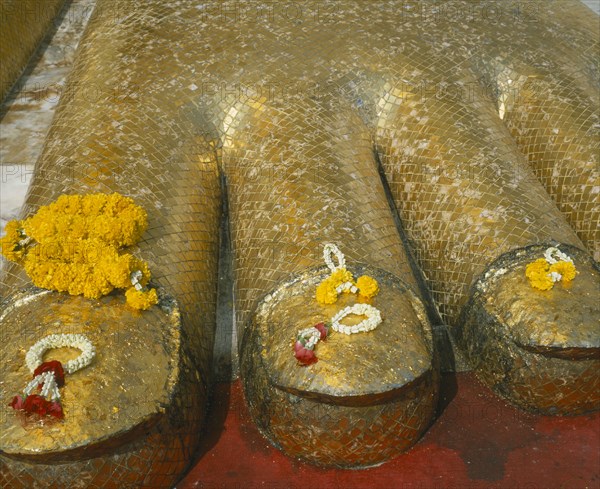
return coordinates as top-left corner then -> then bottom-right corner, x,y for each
294,345 -> 318,366
314,322 -> 328,340
34,360 -> 65,387
23,394 -> 50,417
294,340 -> 304,352
10,395 -> 24,410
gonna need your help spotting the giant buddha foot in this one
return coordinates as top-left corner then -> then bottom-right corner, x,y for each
1,0 -> 599,486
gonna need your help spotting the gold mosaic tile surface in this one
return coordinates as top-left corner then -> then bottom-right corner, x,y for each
1,0 -> 598,484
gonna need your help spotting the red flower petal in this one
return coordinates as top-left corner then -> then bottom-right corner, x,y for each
47,402 -> 64,419
295,346 -> 318,366
9,395 -> 24,410
314,322 -> 327,340
34,360 -> 65,387
23,394 -> 50,416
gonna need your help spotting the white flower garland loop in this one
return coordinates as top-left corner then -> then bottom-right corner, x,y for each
543,246 -> 573,265
130,270 -> 144,291
331,303 -> 382,335
544,246 -> 574,282
26,333 -> 95,375
323,243 -> 346,272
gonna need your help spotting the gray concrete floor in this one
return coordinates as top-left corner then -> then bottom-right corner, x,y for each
582,0 -> 599,12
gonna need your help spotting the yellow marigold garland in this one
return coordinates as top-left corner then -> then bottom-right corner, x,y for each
316,279 -> 339,305
0,193 -> 157,310
1,220 -> 27,262
525,247 -> 578,291
125,288 -> 159,310
525,258 -> 554,291
329,268 -> 354,288
23,193 -> 147,246
549,261 -> 577,282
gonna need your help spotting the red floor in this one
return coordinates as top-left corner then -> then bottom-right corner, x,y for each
178,373 -> 600,489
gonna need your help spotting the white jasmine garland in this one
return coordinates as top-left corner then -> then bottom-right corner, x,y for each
130,270 -> 144,291
316,243 -> 380,305
323,243 -> 345,272
549,271 -> 562,282
11,334 -> 96,419
543,246 -> 573,283
544,246 -> 573,265
24,371 -> 61,401
298,326 -> 320,337
305,334 -> 319,349
26,333 -> 96,375
297,326 -> 323,350
336,281 -> 358,294
331,303 -> 382,335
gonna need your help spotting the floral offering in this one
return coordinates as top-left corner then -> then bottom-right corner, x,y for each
0,193 -> 157,310
294,244 -> 384,366
526,246 -> 578,291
